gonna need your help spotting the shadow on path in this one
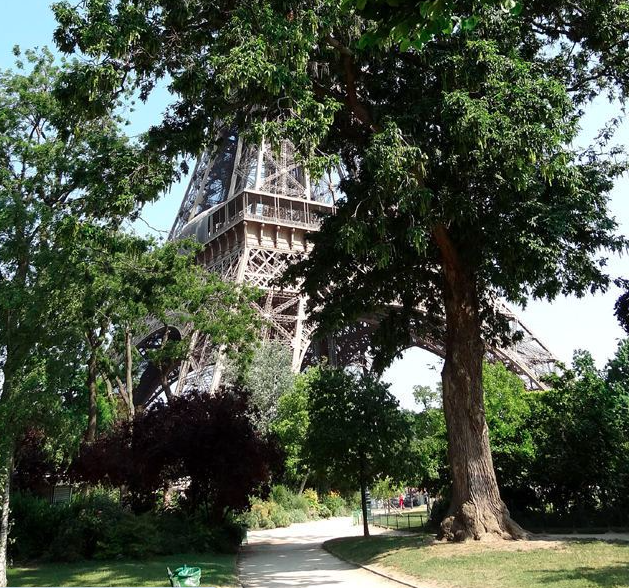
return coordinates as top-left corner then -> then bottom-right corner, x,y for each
238,518 -> 401,588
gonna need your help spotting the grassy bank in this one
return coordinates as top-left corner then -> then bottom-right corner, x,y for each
7,552 -> 237,587
325,534 -> 629,588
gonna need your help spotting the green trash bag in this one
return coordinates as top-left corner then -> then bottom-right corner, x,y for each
167,565 -> 202,587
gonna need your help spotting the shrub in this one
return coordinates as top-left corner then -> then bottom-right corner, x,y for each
269,503 -> 292,528
9,493 -> 69,561
302,488 -> 319,508
208,520 -> 247,554
9,489 -> 246,563
345,491 -> 361,511
269,485 -> 293,509
322,491 -> 347,516
288,509 -> 308,523
94,512 -> 161,560
316,504 -> 332,519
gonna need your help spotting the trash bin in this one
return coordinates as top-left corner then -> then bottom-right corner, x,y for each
167,565 -> 202,587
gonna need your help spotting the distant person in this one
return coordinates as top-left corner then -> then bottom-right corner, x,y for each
399,493 -> 404,509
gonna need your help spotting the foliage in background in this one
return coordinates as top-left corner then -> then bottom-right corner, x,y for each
9,488 -> 244,562
242,342 -> 295,433
411,351 -> 629,527
305,368 -> 410,535
270,366 -> 322,488
240,484 -> 353,530
71,389 -> 282,523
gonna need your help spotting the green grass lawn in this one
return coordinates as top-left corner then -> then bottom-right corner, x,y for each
7,552 -> 237,587
325,534 -> 629,588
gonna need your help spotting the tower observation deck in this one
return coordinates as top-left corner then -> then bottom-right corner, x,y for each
157,129 -> 558,396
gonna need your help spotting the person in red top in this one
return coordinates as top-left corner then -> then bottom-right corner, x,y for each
398,493 -> 404,509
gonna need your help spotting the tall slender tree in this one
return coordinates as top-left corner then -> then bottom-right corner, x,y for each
0,49 -> 174,586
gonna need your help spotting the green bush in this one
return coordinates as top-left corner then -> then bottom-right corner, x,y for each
94,512 -> 161,560
344,491 -> 361,511
270,485 -> 310,514
269,503 -> 292,528
208,519 -> 247,554
9,490 -> 245,562
316,504 -> 332,519
9,493 -> 69,561
243,487 -> 320,530
322,492 -> 347,516
288,509 -> 308,523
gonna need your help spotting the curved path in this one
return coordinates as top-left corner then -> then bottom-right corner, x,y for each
238,517 -> 403,588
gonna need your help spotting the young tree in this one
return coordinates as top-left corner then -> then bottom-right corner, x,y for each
0,50 -> 174,586
305,368 -> 409,536
270,366 -> 321,492
52,0 -> 629,540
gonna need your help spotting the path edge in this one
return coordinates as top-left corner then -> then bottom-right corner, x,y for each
323,537 -> 426,588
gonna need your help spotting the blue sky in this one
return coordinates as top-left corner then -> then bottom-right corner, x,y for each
2,2 -> 629,409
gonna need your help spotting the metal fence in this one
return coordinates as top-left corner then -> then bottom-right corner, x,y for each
354,510 -> 429,531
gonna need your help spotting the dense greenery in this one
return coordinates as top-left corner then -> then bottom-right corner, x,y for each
242,485 -> 357,530
305,368 -> 410,536
410,349 -> 629,529
71,389 -> 282,523
0,49 -> 179,586
9,489 -> 244,562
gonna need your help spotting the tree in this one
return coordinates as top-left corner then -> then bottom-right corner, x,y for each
52,0 -> 629,540
270,366 -> 321,492
72,388 -> 282,522
482,363 -> 536,504
242,341 -> 295,433
529,350 -> 629,513
371,476 -> 403,511
0,49 -> 174,587
412,384 -> 441,412
305,368 -> 409,536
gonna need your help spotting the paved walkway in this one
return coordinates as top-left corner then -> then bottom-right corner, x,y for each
238,517 -> 403,588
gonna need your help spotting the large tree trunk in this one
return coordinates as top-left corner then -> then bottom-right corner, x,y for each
434,225 -> 526,541
0,444 -> 14,588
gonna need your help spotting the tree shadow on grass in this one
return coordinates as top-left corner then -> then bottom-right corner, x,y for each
534,563 -> 629,588
324,534 -> 428,565
7,553 -> 236,587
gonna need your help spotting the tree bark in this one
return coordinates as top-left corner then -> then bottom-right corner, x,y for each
0,444 -> 14,588
434,224 -> 526,541
298,472 -> 309,495
85,347 -> 99,442
359,458 -> 370,537
124,329 -> 135,420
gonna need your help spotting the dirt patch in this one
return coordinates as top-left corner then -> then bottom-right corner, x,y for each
421,536 -> 568,557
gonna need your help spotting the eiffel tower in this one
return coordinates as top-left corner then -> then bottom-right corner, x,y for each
133,129 -> 558,406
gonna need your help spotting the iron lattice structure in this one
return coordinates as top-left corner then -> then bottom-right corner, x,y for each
135,130 -> 558,402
